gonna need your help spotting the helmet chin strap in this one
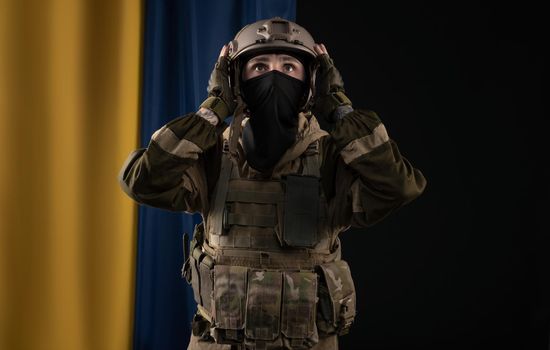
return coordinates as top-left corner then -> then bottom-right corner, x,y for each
301,61 -> 318,113
228,98 -> 246,163
227,61 -> 246,163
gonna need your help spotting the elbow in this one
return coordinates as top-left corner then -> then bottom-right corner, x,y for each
399,186 -> 422,206
396,170 -> 427,206
118,148 -> 146,202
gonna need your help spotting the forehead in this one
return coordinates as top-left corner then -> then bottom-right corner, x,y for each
245,53 -> 303,65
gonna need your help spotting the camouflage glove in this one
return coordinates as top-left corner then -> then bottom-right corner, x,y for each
199,54 -> 236,121
312,54 -> 353,122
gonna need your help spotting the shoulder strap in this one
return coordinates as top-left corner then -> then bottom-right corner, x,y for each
301,140 -> 321,178
208,141 -> 233,237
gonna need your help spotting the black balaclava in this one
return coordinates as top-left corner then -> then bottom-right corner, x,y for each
241,70 -> 307,173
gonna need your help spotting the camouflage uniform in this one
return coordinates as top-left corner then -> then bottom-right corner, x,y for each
119,17 -> 426,350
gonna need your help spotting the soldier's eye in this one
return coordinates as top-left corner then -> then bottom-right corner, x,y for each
283,64 -> 295,72
253,64 -> 268,72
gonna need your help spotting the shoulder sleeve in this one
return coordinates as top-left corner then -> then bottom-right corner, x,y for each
118,112 -> 225,213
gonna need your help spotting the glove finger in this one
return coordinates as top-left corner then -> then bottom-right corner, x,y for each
316,53 -> 332,68
207,57 -> 231,96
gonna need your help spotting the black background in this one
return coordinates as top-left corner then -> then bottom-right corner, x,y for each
297,2 -> 548,349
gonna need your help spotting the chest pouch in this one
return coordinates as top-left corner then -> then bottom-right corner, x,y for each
282,175 -> 320,248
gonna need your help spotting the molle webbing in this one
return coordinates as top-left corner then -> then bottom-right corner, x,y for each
227,179 -> 285,202
209,226 -> 282,251
226,213 -> 276,228
202,239 -> 341,270
226,189 -> 285,204
223,179 -> 284,229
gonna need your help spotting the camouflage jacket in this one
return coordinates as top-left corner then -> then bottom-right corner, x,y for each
119,109 -> 427,230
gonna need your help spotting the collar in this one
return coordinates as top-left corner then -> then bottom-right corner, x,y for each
222,112 -> 329,176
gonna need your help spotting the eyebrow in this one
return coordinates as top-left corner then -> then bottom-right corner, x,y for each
247,55 -> 301,64
280,56 -> 300,63
248,56 -> 271,63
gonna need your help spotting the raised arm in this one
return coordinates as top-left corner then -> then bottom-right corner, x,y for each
313,44 -> 426,228
329,109 -> 427,227
118,45 -> 235,213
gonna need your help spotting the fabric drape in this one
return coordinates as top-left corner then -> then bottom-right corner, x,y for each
0,1 -> 142,349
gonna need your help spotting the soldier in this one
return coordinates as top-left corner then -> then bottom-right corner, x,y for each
119,17 -> 427,350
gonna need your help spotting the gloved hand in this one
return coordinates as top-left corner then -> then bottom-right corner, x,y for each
312,43 -> 353,122
199,45 -> 236,122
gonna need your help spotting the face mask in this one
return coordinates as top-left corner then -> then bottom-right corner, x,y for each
241,70 -> 306,173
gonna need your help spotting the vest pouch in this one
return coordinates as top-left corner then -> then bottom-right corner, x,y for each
282,175 -> 320,248
245,270 -> 283,342
316,260 -> 356,336
212,265 -> 248,344
189,247 -> 202,306
186,246 -> 216,313
281,271 -> 319,349
198,253 -> 214,312
182,222 -> 204,287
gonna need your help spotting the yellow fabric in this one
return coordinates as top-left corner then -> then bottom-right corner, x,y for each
0,1 -> 142,349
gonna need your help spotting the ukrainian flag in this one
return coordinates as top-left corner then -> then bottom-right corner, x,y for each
0,1 -> 295,349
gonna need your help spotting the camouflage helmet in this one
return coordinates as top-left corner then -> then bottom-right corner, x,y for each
227,17 -> 318,111
228,17 -> 316,61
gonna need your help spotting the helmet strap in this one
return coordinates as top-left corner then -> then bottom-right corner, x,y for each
228,97 -> 246,163
301,62 -> 318,112
228,61 -> 246,162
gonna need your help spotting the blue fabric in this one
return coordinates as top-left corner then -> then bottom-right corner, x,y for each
135,1 -> 296,349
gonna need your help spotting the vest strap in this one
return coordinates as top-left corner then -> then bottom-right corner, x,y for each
209,152 -> 233,236
302,140 -> 321,177
226,213 -> 276,228
226,190 -> 284,204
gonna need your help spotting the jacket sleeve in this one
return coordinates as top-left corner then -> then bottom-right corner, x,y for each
324,109 -> 427,228
118,112 -> 221,213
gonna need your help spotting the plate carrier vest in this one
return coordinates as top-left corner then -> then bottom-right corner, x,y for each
183,140 -> 356,349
